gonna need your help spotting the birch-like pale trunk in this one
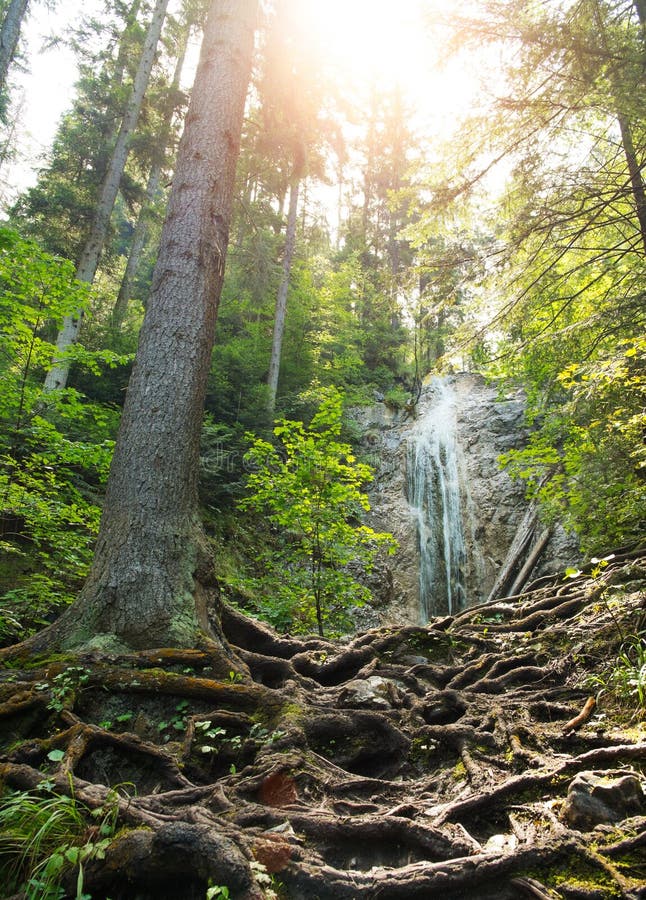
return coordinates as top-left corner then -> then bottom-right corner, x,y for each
111,33 -> 189,329
43,0 -> 170,392
38,0 -> 257,652
110,164 -> 161,328
0,0 -> 29,97
266,172 -> 300,415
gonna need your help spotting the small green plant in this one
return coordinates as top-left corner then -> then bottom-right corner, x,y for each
250,859 -> 280,899
192,720 -> 286,760
585,633 -> 646,715
608,636 -> 646,710
98,712 -> 134,731
206,885 -> 230,899
35,667 -> 90,714
194,721 -> 229,754
226,670 -> 243,683
0,781 -> 119,899
158,700 -> 191,739
248,723 -> 286,745
241,388 -> 396,637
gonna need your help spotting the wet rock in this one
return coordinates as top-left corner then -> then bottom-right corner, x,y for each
338,675 -> 404,710
353,373 -> 579,626
563,770 -> 646,830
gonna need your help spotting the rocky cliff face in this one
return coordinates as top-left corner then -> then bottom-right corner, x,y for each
355,374 -> 578,626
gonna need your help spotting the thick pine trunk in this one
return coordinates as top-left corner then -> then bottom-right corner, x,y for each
43,0 -> 170,392
0,0 -> 28,97
266,172 -> 300,414
41,0 -> 257,651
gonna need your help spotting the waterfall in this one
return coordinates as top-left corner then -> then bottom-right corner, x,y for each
407,378 -> 467,621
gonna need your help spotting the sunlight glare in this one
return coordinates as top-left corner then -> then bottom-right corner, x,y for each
293,0 -> 477,133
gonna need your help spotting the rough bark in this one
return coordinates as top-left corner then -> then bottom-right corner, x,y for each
266,171 -> 300,415
0,0 -> 29,98
37,0 -> 258,651
43,0 -> 171,392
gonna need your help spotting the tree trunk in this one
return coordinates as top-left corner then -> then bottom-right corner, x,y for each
43,0 -> 170,392
486,505 -> 539,604
112,0 -> 144,92
266,171 -> 300,415
592,0 -> 646,256
39,0 -> 258,652
112,31 -> 190,329
618,115 -> 646,255
110,165 -> 161,328
0,0 -> 28,98
508,526 -> 551,597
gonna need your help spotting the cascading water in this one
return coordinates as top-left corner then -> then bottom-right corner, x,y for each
407,378 -> 468,622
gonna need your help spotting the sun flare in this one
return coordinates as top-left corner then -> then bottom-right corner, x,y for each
288,0 -> 476,133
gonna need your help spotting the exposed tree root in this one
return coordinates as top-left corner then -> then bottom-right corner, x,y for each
1,549 -> 646,899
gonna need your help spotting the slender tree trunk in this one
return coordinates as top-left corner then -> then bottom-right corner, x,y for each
592,0 -> 646,255
112,0 -> 144,91
362,86 -> 377,247
38,0 -> 258,653
618,115 -> 646,255
43,0 -> 170,392
112,32 -> 190,328
0,0 -> 28,98
110,164 -> 161,328
266,171 -> 300,415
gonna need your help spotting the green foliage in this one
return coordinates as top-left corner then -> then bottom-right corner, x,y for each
0,228 -> 119,644
0,782 -> 119,899
206,885 -> 230,900
411,0 -> 646,553
35,667 -> 91,714
240,389 -> 396,636
586,635 -> 646,715
500,337 -> 645,552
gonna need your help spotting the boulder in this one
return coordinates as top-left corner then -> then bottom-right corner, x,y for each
563,770 -> 646,830
338,675 -> 404,710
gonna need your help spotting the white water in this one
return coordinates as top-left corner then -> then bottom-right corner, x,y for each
407,378 -> 467,621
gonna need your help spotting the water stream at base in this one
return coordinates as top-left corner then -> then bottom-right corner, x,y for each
407,378 -> 467,622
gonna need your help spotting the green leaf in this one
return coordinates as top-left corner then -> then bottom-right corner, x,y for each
47,749 -> 65,762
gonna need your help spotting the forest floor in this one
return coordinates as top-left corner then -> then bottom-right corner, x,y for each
1,547 -> 645,899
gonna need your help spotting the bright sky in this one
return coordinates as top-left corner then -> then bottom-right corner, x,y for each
0,0 -> 102,205
1,0 -> 482,208
293,0 -> 479,134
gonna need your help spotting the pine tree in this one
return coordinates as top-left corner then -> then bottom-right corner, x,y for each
30,0 -> 258,652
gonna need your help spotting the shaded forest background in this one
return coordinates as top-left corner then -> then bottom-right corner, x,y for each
0,0 -> 644,644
